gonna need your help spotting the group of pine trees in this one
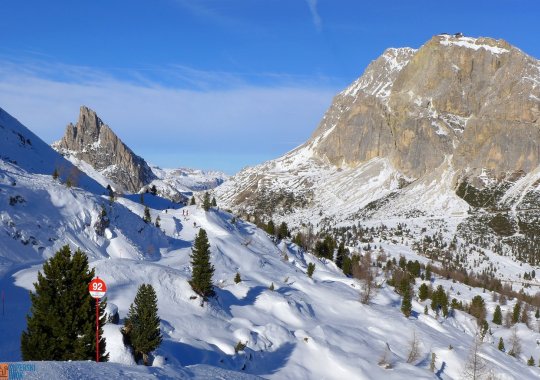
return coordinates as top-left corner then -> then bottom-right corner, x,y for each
21,246 -> 162,366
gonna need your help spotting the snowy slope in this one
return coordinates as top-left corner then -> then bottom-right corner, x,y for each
0,107 -> 103,193
4,201 -> 539,379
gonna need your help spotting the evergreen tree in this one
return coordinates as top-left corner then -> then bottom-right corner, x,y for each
342,256 -> 352,276
189,229 -> 215,298
335,242 -> 346,269
307,263 -> 316,278
293,233 -> 304,250
277,222 -> 289,240
470,295 -> 486,322
150,185 -> 157,196
190,196 -> 196,205
425,264 -> 432,281
52,168 -> 59,180
143,206 -> 151,224
493,305 -> 503,325
106,184 -> 114,203
536,308 -> 540,319
124,284 -> 162,366
234,272 -> 241,284
266,220 -> 275,236
498,337 -> 505,351
528,356 -> 535,366
512,302 -> 521,324
269,282 -> 275,291
211,197 -> 217,207
155,215 -> 161,229
202,192 -> 211,211
21,245 -> 108,361
431,285 -> 449,317
401,286 -> 412,318
418,283 -> 429,301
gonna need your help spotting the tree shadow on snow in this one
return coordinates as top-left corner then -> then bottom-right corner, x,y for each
213,286 -> 267,316
160,339 -> 296,376
436,361 -> 446,379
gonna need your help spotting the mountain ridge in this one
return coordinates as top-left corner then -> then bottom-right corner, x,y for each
217,34 -> 540,226
53,106 -> 157,193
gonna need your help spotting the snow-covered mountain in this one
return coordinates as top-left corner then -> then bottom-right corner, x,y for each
53,106 -> 228,202
53,106 -> 157,194
216,34 -> 540,269
145,166 -> 228,202
2,106 -> 540,379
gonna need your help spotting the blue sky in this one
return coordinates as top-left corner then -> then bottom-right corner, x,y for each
1,0 -> 539,174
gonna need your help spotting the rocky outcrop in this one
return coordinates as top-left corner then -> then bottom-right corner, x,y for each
310,34 -> 540,181
216,34 -> 540,227
53,106 -> 156,193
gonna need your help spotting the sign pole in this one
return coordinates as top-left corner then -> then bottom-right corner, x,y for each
89,276 -> 107,363
96,297 -> 99,363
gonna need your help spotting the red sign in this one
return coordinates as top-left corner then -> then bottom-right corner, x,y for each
89,277 -> 107,299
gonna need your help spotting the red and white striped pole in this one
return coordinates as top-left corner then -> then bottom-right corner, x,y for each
89,277 -> 107,363
96,297 -> 100,362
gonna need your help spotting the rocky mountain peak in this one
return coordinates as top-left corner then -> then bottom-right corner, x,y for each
216,34 -> 540,230
308,34 -> 540,180
53,106 -> 156,193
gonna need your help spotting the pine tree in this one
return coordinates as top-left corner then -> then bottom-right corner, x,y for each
143,206 -> 151,224
493,305 -> 503,325
155,215 -> 161,228
52,168 -> 59,180
470,295 -> 486,322
234,272 -> 241,284
266,220 -> 275,236
418,283 -> 429,301
536,308 -> 540,319
425,264 -> 432,281
106,184 -> 114,203
498,337 -> 505,351
269,282 -> 275,291
528,356 -> 535,366
401,287 -> 412,318
335,242 -> 346,269
342,256 -> 352,276
431,285 -> 448,317
202,192 -> 211,211
307,263 -> 316,278
150,185 -> 157,196
21,245 -> 108,361
512,302 -> 521,324
211,197 -> 217,207
277,222 -> 289,240
124,284 -> 162,366
189,229 -> 215,298
190,196 -> 196,205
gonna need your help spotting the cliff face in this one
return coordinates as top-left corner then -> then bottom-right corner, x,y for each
53,106 -> 156,193
216,34 -> 540,228
310,34 -> 540,182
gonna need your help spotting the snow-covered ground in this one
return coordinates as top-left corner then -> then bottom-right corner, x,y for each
4,199 -> 540,378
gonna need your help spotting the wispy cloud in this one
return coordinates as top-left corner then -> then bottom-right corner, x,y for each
0,60 -> 337,173
305,0 -> 322,32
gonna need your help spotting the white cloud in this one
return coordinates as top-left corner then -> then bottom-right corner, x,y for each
305,0 -> 322,32
0,61 -> 337,173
